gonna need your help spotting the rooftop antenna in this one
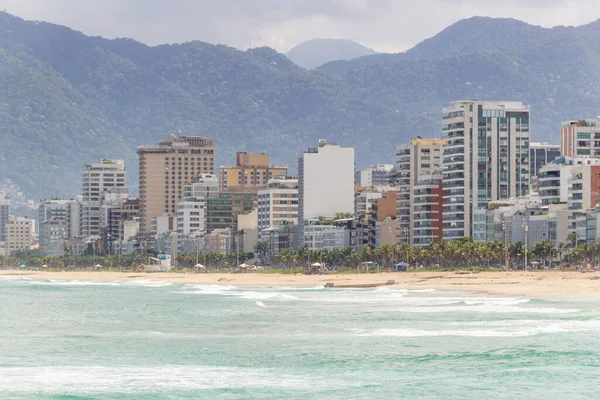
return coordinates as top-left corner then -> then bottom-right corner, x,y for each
178,129 -> 182,138
170,129 -> 176,138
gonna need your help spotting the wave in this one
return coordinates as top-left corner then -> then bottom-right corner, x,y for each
399,304 -> 578,314
0,365 -> 349,394
26,279 -> 121,287
354,319 -> 600,337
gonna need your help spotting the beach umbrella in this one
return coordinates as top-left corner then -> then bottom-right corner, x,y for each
311,262 -> 322,267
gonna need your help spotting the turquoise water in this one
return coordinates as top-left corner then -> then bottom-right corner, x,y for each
1,277 -> 600,399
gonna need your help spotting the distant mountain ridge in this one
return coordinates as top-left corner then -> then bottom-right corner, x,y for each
2,13 -> 600,198
286,38 -> 377,69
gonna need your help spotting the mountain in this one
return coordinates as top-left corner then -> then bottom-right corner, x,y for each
2,13 -> 600,198
286,39 -> 377,69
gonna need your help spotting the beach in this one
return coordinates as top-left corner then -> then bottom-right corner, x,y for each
4,270 -> 600,298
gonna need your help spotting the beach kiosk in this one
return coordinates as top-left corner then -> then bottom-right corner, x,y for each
395,262 -> 408,272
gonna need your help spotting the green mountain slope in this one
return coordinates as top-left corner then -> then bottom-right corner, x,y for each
286,38 -> 377,69
2,13 -> 600,198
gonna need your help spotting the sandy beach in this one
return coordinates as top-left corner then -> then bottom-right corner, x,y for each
4,270 -> 600,298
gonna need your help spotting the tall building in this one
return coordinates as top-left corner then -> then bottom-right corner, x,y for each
412,172 -> 444,247
5,216 -> 34,255
138,136 -> 216,234
205,194 -> 255,232
395,138 -> 444,244
257,178 -> 299,232
0,195 -> 9,243
354,164 -> 394,187
177,199 -> 205,238
80,159 -> 126,237
560,118 -> 600,158
219,152 -> 287,193
442,100 -> 530,240
39,199 -> 80,255
298,140 -> 354,227
100,190 -> 139,254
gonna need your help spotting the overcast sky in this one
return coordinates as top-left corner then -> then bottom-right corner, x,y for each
0,0 -> 598,52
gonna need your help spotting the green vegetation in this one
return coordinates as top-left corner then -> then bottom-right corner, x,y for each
2,13 -> 600,198
2,236 -> 598,272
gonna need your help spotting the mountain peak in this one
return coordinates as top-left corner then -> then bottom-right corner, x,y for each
286,38 -> 377,69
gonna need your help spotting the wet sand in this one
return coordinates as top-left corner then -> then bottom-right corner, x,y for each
4,270 -> 600,298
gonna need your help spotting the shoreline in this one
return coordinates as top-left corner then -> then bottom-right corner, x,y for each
4,270 -> 600,298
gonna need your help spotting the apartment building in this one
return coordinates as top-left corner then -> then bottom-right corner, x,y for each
257,178 -> 299,232
298,140 -> 355,231
412,172 -> 444,247
395,137 -> 443,243
561,118 -> 600,158
5,216 -> 34,255
39,199 -> 81,255
137,136 -> 215,234
80,159 -> 126,237
442,100 -> 530,240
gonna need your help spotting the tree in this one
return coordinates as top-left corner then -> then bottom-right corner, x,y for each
254,241 -> 270,264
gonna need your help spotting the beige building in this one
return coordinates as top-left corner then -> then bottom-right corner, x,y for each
138,136 -> 216,234
220,152 -> 287,193
395,137 -> 444,244
6,216 -> 34,255
257,178 -> 299,232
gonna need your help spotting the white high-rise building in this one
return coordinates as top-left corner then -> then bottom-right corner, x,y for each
442,100 -> 530,240
298,140 -> 354,228
80,159 -> 126,237
177,199 -> 205,238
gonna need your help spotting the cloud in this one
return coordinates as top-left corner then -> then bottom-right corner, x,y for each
0,0 -> 598,52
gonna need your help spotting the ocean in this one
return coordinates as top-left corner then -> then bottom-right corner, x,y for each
1,276 -> 599,399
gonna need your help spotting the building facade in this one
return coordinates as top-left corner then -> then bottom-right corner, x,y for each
205,194 -> 255,232
183,174 -> 219,200
561,118 -> 600,158
530,142 -> 560,190
0,196 -> 9,243
442,100 -> 530,240
39,199 -> 81,255
395,137 -> 444,244
219,152 -> 287,193
355,164 -> 394,187
298,140 -> 355,238
412,172 -> 444,247
177,199 -> 205,239
80,159 -> 126,238
138,136 -> 215,234
257,178 -> 299,233
5,216 -> 34,255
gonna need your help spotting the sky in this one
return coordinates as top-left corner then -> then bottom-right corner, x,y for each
0,0 -> 598,52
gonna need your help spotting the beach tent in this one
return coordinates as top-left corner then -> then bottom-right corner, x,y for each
94,264 -> 103,269
395,262 -> 408,272
18,264 -> 26,270
194,264 -> 206,271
